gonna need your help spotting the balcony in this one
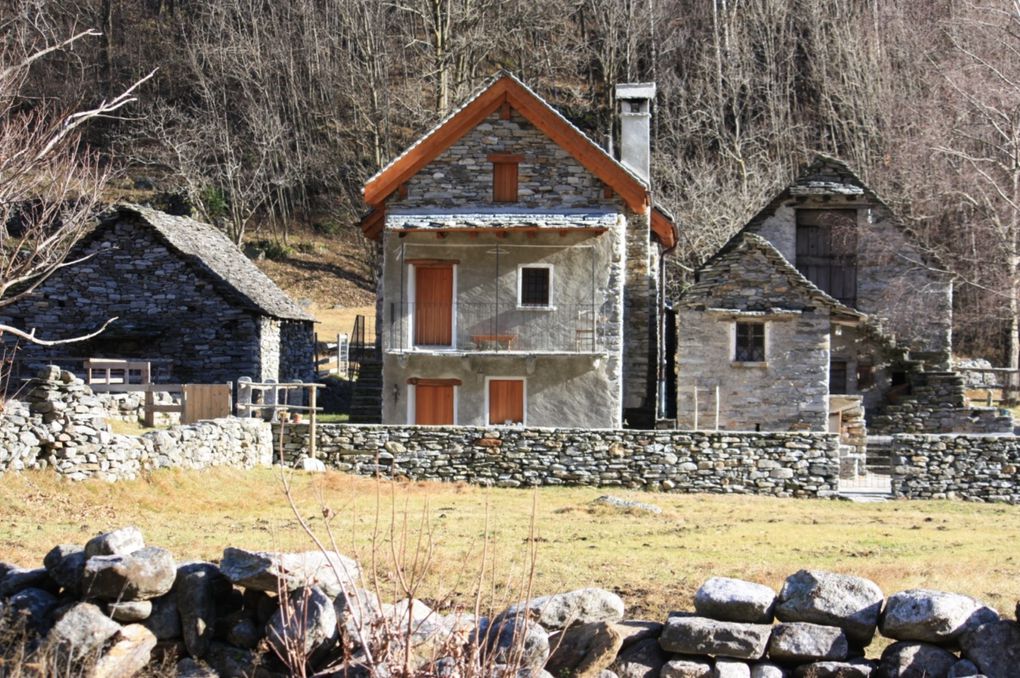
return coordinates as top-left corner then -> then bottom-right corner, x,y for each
385,302 -> 606,354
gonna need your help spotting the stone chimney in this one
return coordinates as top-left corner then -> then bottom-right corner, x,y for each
614,82 -> 655,184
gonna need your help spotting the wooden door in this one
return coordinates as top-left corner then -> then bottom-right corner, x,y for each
795,209 -> 858,306
415,265 -> 453,346
415,383 -> 455,425
488,379 -> 524,425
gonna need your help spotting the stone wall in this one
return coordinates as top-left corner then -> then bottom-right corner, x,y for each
280,319 -> 316,382
0,367 -> 272,481
891,433 -> 1020,502
274,423 -> 841,497
869,371 -> 1015,435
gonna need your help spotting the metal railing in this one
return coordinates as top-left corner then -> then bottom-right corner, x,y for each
386,302 -> 605,353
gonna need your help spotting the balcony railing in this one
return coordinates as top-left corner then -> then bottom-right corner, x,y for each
386,302 -> 606,353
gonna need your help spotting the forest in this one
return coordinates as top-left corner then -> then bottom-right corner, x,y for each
2,0 -> 1019,364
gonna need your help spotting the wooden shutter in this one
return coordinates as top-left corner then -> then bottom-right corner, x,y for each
795,209 -> 858,305
489,153 -> 522,203
414,265 -> 453,346
488,379 -> 524,425
415,383 -> 455,425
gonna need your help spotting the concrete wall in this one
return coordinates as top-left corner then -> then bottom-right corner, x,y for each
380,224 -> 626,428
677,310 -> 831,432
0,220 -> 313,385
751,198 -> 952,358
276,423 -> 841,498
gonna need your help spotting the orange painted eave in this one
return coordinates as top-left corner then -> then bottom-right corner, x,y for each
652,207 -> 678,250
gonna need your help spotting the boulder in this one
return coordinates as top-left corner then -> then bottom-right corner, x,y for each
611,620 -> 662,648
335,588 -> 384,645
881,590 -> 999,644
107,600 -> 153,622
177,562 -> 233,659
44,545 -> 86,593
92,623 -> 157,678
84,527 -> 145,557
715,659 -> 752,678
768,622 -> 848,663
545,621 -> 623,678
226,617 -> 260,650
6,587 -> 59,631
266,586 -> 338,660
660,658 -> 713,678
0,567 -> 57,596
948,659 -> 981,677
879,641 -> 957,678
47,602 -> 121,661
510,588 -> 625,630
219,547 -> 360,598
205,640 -> 257,678
775,571 -> 883,645
660,616 -> 771,660
175,657 -> 221,678
750,663 -> 787,678
608,637 -> 667,678
793,660 -> 876,677
695,577 -> 777,624
81,547 -> 176,601
959,620 -> 1020,678
483,615 -> 551,673
143,593 -> 181,640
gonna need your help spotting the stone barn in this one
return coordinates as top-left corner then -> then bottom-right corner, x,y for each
0,204 -> 315,385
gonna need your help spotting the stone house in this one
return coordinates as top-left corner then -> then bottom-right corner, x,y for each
360,72 -> 677,428
0,204 -> 315,386
677,156 -> 962,433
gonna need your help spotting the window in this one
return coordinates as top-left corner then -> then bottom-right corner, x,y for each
734,322 -> 765,362
518,265 -> 552,308
830,360 -> 849,394
487,378 -> 525,425
489,153 -> 522,202
795,209 -> 858,306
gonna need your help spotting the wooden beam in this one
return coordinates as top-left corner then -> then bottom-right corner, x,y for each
495,231 -> 508,239
436,232 -> 447,239
500,100 -> 511,120
526,231 -> 537,239
488,153 -> 524,164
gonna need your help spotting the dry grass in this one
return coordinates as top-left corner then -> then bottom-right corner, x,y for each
2,468 -> 1020,624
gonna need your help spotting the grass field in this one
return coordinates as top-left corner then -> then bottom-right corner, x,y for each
2,468 -> 1019,627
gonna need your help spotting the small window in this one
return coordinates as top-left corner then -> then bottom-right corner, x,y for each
519,266 -> 552,307
734,322 -> 765,362
857,361 -> 874,389
830,359 -> 849,394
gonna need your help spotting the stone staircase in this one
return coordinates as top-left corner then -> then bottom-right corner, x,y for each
348,359 -> 382,424
868,370 -> 1012,434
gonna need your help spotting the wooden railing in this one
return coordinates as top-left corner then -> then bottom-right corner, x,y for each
957,366 -> 1020,405
237,380 -> 324,458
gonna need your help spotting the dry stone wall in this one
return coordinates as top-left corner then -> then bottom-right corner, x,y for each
0,367 -> 272,481
3,525 -> 1017,678
891,433 -> 1020,502
275,423 -> 842,498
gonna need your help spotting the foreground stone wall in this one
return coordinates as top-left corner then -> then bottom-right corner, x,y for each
275,423 -> 842,498
3,526 -> 1016,678
0,368 -> 272,481
891,433 -> 1020,502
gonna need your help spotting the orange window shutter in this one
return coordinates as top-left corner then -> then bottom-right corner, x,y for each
488,379 -> 524,425
414,265 -> 453,346
416,384 -> 455,425
493,162 -> 518,202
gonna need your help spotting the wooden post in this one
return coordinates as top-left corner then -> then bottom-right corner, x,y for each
714,384 -> 720,431
144,388 -> 155,428
309,385 -> 318,460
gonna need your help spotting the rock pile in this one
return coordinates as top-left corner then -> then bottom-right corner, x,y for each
2,528 -> 1018,677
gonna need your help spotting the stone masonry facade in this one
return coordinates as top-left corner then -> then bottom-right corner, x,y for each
275,423 -> 842,498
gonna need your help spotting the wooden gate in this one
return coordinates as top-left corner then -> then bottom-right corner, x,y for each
182,384 -> 232,424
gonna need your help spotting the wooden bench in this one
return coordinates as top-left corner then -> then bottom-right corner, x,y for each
471,334 -> 517,350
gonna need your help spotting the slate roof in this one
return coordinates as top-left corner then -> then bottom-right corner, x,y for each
385,208 -> 622,231
681,232 -> 863,320
108,204 -> 314,322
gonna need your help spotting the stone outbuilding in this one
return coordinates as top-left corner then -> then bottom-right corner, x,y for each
0,204 -> 315,385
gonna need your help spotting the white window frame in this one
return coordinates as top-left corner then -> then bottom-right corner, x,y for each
730,320 -> 768,366
484,376 -> 527,426
407,262 -> 458,350
516,263 -> 555,310
407,382 -> 459,425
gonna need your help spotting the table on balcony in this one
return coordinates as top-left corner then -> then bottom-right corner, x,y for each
471,334 -> 517,351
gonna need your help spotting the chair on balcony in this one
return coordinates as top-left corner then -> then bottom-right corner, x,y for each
575,308 -> 597,352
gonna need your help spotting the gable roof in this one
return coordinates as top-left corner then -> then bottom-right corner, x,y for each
360,71 -> 677,249
681,232 -> 863,320
106,204 -> 314,322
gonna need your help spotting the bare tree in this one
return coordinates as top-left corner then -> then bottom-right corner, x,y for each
0,27 -> 151,345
